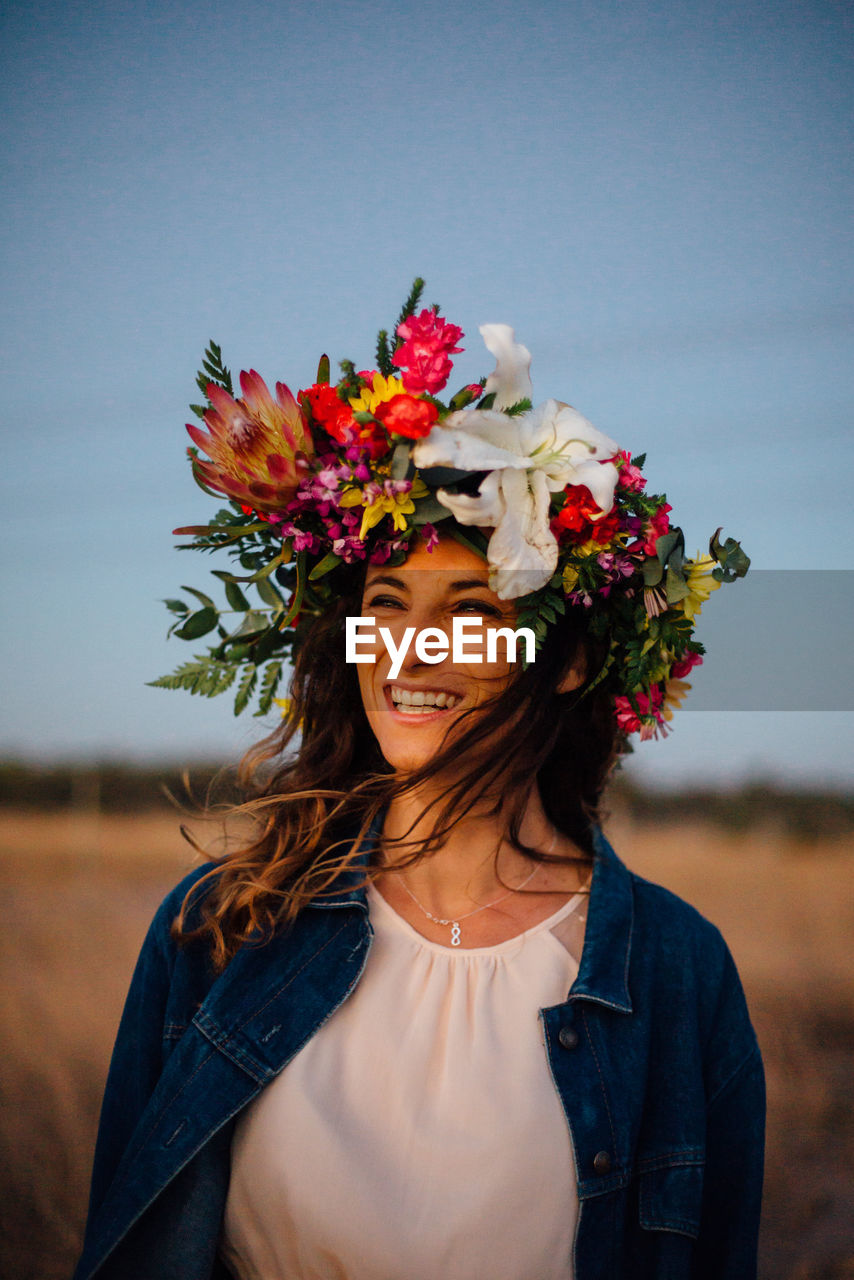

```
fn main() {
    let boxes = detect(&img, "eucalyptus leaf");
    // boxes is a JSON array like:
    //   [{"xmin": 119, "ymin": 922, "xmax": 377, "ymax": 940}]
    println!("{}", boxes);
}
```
[
  {"xmin": 410, "ymin": 494, "xmax": 452, "ymax": 525},
  {"xmin": 417, "ymin": 465, "xmax": 471, "ymax": 487},
  {"xmin": 653, "ymin": 530, "xmax": 684, "ymax": 569},
  {"xmin": 163, "ymin": 599, "xmax": 189, "ymax": 615},
  {"xmin": 665, "ymin": 565, "xmax": 690, "ymax": 604},
  {"xmin": 247, "ymin": 552, "xmax": 285, "ymax": 583},
  {"xmin": 308, "ymin": 551, "xmax": 343, "ymax": 581},
  {"xmin": 225, "ymin": 580, "xmax": 251, "ymax": 611},
  {"xmin": 175, "ymin": 607, "xmax": 218, "ymax": 640},
  {"xmin": 390, "ymin": 442, "xmax": 413, "ymax": 481},
  {"xmin": 710, "ymin": 529, "xmax": 750, "ymax": 580},
  {"xmin": 642, "ymin": 558, "xmax": 665, "ymax": 587},
  {"xmin": 181, "ymin": 585, "xmax": 217, "ymax": 609},
  {"xmin": 256, "ymin": 576, "xmax": 285, "ymax": 608},
  {"xmin": 231, "ymin": 610, "xmax": 270, "ymax": 639},
  {"xmin": 448, "ymin": 527, "xmax": 489, "ymax": 560}
]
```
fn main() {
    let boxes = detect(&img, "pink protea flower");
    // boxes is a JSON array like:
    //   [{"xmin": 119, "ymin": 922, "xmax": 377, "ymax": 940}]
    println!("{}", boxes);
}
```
[
  {"xmin": 392, "ymin": 309, "xmax": 464, "ymax": 395},
  {"xmin": 186, "ymin": 371, "xmax": 314, "ymax": 513}
]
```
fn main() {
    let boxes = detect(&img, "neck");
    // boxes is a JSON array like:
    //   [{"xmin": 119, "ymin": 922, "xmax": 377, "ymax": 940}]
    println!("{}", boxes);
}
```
[{"xmin": 379, "ymin": 782, "xmax": 557, "ymax": 912}]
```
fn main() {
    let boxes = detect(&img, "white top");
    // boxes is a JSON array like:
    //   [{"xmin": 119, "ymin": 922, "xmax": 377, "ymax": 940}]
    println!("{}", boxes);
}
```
[{"xmin": 220, "ymin": 885, "xmax": 586, "ymax": 1280}]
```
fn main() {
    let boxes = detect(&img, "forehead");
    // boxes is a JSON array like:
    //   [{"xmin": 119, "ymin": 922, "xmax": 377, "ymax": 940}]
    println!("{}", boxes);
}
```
[{"xmin": 364, "ymin": 536, "xmax": 490, "ymax": 585}]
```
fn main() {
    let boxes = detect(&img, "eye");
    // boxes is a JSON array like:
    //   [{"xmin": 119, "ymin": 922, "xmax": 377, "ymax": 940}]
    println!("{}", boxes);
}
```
[
  {"xmin": 364, "ymin": 593, "xmax": 408, "ymax": 610},
  {"xmin": 454, "ymin": 598, "xmax": 505, "ymax": 619}
]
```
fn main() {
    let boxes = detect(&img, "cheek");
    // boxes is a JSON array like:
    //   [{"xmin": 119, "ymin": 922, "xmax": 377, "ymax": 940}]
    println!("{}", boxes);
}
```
[
  {"xmin": 356, "ymin": 662, "xmax": 377, "ymax": 715},
  {"xmin": 463, "ymin": 658, "xmax": 515, "ymax": 704}
]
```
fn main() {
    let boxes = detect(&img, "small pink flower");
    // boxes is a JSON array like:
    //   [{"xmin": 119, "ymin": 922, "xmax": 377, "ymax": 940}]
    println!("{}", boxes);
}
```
[
  {"xmin": 671, "ymin": 651, "xmax": 703, "ymax": 679},
  {"xmin": 421, "ymin": 523, "xmax": 440, "ymax": 552},
  {"xmin": 614, "ymin": 686, "xmax": 665, "ymax": 738},
  {"xmin": 614, "ymin": 696, "xmax": 641, "ymax": 735},
  {"xmin": 643, "ymin": 502, "xmax": 672, "ymax": 555},
  {"xmin": 615, "ymin": 450, "xmax": 647, "ymax": 493}
]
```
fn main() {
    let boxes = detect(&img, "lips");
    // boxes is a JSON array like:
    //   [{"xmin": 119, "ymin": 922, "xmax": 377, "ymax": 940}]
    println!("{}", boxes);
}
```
[{"xmin": 388, "ymin": 685, "xmax": 461, "ymax": 715}]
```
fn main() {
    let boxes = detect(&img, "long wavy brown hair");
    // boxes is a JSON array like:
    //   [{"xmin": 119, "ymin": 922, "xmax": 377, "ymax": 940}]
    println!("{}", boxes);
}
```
[{"xmin": 174, "ymin": 562, "xmax": 621, "ymax": 971}]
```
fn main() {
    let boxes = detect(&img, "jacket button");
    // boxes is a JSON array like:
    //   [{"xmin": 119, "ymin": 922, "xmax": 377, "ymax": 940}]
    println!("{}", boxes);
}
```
[
  {"xmin": 593, "ymin": 1151, "xmax": 612, "ymax": 1175},
  {"xmin": 558, "ymin": 1026, "xmax": 579, "ymax": 1049}
]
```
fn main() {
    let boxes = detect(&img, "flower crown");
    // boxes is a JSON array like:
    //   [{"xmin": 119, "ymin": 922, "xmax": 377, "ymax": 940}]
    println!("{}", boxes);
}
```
[{"xmin": 152, "ymin": 279, "xmax": 749, "ymax": 742}]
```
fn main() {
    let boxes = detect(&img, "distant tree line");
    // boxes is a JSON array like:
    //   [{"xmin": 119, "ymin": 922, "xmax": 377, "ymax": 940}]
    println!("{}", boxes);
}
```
[
  {"xmin": 0, "ymin": 761, "xmax": 240, "ymax": 814},
  {"xmin": 1, "ymin": 760, "xmax": 853, "ymax": 841}
]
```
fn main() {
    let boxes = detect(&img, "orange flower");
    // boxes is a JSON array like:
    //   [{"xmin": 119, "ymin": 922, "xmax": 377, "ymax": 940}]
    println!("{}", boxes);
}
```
[
  {"xmin": 373, "ymin": 394, "xmax": 439, "ymax": 439},
  {"xmin": 186, "ymin": 371, "xmax": 314, "ymax": 512}
]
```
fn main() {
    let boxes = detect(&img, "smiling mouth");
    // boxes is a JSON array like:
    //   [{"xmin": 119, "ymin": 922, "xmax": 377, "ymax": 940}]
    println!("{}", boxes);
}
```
[{"xmin": 388, "ymin": 686, "xmax": 461, "ymax": 715}]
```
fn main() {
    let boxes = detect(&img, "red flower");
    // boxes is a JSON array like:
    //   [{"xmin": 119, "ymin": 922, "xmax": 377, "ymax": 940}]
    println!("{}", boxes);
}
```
[
  {"xmin": 671, "ymin": 651, "xmax": 703, "ymax": 679},
  {"xmin": 299, "ymin": 383, "xmax": 356, "ymax": 439},
  {"xmin": 392, "ymin": 309, "xmax": 464, "ymax": 396},
  {"xmin": 299, "ymin": 382, "xmax": 390, "ymax": 460},
  {"xmin": 553, "ymin": 484, "xmax": 620, "ymax": 545},
  {"xmin": 373, "ymin": 394, "xmax": 439, "ymax": 440}
]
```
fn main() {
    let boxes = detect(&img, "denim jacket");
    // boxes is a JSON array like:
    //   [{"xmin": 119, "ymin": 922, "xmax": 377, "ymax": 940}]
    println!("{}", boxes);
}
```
[{"xmin": 75, "ymin": 827, "xmax": 764, "ymax": 1280}]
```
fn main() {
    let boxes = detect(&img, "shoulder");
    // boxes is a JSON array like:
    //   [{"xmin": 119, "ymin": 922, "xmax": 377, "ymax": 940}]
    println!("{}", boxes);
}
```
[
  {"xmin": 133, "ymin": 861, "xmax": 225, "ymax": 988},
  {"xmin": 627, "ymin": 870, "xmax": 760, "ymax": 1090},
  {"xmin": 629, "ymin": 871, "xmax": 729, "ymax": 965},
  {"xmin": 148, "ymin": 861, "xmax": 223, "ymax": 937},
  {"xmin": 593, "ymin": 826, "xmax": 730, "ymax": 973}
]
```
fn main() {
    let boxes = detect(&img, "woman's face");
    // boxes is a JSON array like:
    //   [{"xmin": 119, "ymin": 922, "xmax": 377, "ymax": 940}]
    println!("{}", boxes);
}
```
[{"xmin": 356, "ymin": 536, "xmax": 521, "ymax": 774}]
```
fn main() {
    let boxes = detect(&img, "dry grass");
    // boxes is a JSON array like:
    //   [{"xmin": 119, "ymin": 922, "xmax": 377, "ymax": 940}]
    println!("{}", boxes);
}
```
[{"xmin": 1, "ymin": 808, "xmax": 852, "ymax": 1279}]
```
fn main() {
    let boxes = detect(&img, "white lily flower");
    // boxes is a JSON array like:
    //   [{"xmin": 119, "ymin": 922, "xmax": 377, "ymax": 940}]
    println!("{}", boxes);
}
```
[
  {"xmin": 413, "ymin": 395, "xmax": 620, "ymax": 599},
  {"xmin": 480, "ymin": 324, "xmax": 533, "ymax": 409}
]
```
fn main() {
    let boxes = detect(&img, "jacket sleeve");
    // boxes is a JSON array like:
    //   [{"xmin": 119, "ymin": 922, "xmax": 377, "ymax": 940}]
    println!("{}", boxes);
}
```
[
  {"xmin": 694, "ymin": 947, "xmax": 766, "ymax": 1279},
  {"xmin": 83, "ymin": 866, "xmax": 215, "ymax": 1226}
]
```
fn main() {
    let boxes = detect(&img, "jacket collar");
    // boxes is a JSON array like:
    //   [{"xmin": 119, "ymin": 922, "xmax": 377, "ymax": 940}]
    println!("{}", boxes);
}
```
[
  {"xmin": 569, "ymin": 827, "xmax": 634, "ymax": 1013},
  {"xmin": 315, "ymin": 813, "xmax": 634, "ymax": 1014}
]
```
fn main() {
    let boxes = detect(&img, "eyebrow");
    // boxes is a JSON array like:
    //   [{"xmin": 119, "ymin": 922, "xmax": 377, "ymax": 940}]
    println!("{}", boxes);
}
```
[{"xmin": 364, "ymin": 574, "xmax": 492, "ymax": 593}]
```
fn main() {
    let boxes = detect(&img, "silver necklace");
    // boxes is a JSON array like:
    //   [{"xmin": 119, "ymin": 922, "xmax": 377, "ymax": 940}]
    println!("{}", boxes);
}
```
[{"xmin": 395, "ymin": 827, "xmax": 557, "ymax": 947}]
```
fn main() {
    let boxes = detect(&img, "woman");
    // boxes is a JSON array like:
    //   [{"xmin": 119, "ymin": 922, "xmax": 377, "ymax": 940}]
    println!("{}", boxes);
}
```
[{"xmin": 75, "ymin": 284, "xmax": 762, "ymax": 1280}]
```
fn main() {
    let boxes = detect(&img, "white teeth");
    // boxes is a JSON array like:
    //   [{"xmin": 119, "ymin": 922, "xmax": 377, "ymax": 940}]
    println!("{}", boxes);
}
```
[{"xmin": 390, "ymin": 686, "xmax": 459, "ymax": 713}]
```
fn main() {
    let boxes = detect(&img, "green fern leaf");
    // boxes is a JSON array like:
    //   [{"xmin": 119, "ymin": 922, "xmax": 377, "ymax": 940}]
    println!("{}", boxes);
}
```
[
  {"xmin": 255, "ymin": 660, "xmax": 284, "ymax": 716},
  {"xmin": 234, "ymin": 664, "xmax": 258, "ymax": 715}
]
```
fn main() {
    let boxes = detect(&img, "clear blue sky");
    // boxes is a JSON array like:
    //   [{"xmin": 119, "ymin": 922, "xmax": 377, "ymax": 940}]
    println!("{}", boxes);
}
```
[{"xmin": 2, "ymin": 0, "xmax": 852, "ymax": 787}]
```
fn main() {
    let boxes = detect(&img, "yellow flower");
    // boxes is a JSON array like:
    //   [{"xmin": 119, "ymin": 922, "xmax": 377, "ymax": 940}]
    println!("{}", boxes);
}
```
[
  {"xmin": 681, "ymin": 554, "xmax": 722, "ymax": 619},
  {"xmin": 339, "ymin": 477, "xmax": 427, "ymax": 541},
  {"xmin": 349, "ymin": 372, "xmax": 407, "ymax": 416},
  {"xmin": 661, "ymin": 678, "xmax": 692, "ymax": 721},
  {"xmin": 359, "ymin": 492, "xmax": 415, "ymax": 540}
]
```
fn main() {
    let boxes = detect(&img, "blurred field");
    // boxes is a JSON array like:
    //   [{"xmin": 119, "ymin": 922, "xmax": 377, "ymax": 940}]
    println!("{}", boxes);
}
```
[{"xmin": 1, "ymin": 804, "xmax": 852, "ymax": 1279}]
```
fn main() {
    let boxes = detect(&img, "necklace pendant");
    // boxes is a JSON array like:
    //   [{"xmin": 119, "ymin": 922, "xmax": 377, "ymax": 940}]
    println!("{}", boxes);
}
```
[{"xmin": 450, "ymin": 922, "xmax": 461, "ymax": 947}]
